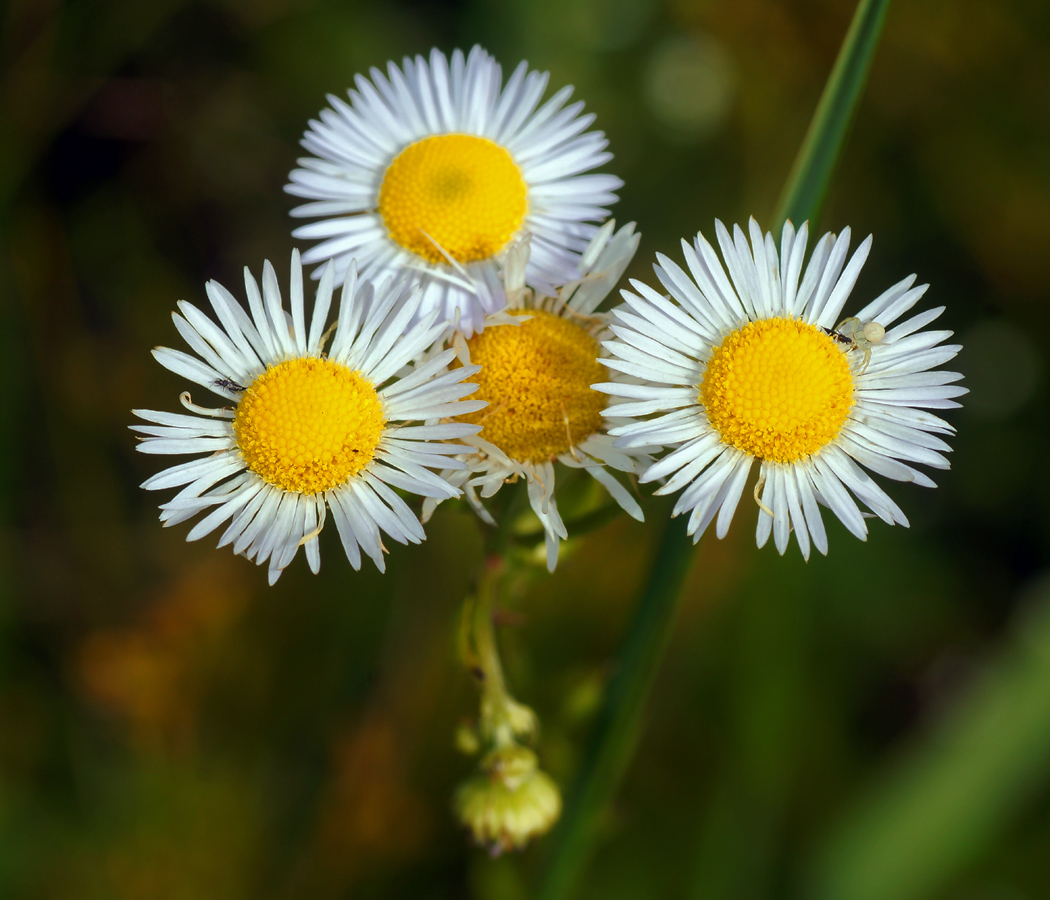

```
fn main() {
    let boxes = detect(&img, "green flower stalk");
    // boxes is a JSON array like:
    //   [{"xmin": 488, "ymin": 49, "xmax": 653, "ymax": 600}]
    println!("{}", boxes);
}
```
[{"xmin": 454, "ymin": 552, "xmax": 561, "ymax": 853}]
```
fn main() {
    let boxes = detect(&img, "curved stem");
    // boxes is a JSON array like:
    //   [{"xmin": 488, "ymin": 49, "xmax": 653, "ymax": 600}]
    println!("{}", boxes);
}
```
[
  {"xmin": 459, "ymin": 482, "xmax": 537, "ymax": 751},
  {"xmin": 472, "ymin": 556, "xmax": 517, "ymax": 748}
]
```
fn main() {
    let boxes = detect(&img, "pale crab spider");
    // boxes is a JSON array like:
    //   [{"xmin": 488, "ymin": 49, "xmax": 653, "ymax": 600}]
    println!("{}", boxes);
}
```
[{"xmin": 831, "ymin": 317, "xmax": 886, "ymax": 374}]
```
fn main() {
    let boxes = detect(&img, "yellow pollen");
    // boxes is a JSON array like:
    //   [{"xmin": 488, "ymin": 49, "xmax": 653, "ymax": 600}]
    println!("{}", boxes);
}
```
[
  {"xmin": 378, "ymin": 134, "xmax": 527, "ymax": 264},
  {"xmin": 700, "ymin": 317, "xmax": 855, "ymax": 463},
  {"xmin": 460, "ymin": 311, "xmax": 606, "ymax": 464},
  {"xmin": 233, "ymin": 358, "xmax": 384, "ymax": 494}
]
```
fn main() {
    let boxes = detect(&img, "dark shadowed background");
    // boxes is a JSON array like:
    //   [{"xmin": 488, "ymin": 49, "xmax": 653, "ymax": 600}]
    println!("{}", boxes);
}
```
[{"xmin": 2, "ymin": 0, "xmax": 1049, "ymax": 897}]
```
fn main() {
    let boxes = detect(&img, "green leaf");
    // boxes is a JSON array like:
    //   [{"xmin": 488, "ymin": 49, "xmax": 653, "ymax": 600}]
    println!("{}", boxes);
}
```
[
  {"xmin": 537, "ymin": 519, "xmax": 695, "ymax": 900},
  {"xmin": 774, "ymin": 0, "xmax": 892, "ymax": 229},
  {"xmin": 535, "ymin": 3, "xmax": 893, "ymax": 898},
  {"xmin": 807, "ymin": 583, "xmax": 1050, "ymax": 900}
]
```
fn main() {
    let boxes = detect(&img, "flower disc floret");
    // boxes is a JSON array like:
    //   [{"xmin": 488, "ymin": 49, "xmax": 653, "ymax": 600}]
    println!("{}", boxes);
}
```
[
  {"xmin": 379, "ymin": 134, "xmax": 527, "ymax": 265},
  {"xmin": 461, "ymin": 311, "xmax": 606, "ymax": 463},
  {"xmin": 701, "ymin": 317, "xmax": 854, "ymax": 463},
  {"xmin": 234, "ymin": 357, "xmax": 384, "ymax": 494}
]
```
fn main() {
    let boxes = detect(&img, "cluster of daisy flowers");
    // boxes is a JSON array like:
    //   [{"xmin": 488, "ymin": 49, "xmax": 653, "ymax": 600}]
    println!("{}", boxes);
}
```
[{"xmin": 133, "ymin": 45, "xmax": 964, "ymax": 584}]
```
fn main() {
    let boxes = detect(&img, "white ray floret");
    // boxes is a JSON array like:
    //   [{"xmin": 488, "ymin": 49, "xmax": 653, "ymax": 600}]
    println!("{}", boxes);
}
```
[
  {"xmin": 595, "ymin": 218, "xmax": 966, "ymax": 558},
  {"xmin": 287, "ymin": 45, "xmax": 621, "ymax": 336},
  {"xmin": 133, "ymin": 250, "xmax": 485, "ymax": 583}
]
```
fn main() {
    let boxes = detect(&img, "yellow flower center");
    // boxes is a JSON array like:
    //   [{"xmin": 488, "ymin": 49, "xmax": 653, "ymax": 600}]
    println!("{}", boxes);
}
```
[
  {"xmin": 233, "ymin": 358, "xmax": 384, "ymax": 494},
  {"xmin": 700, "ymin": 317, "xmax": 854, "ymax": 463},
  {"xmin": 461, "ymin": 311, "xmax": 606, "ymax": 464},
  {"xmin": 378, "ymin": 134, "xmax": 527, "ymax": 265}
]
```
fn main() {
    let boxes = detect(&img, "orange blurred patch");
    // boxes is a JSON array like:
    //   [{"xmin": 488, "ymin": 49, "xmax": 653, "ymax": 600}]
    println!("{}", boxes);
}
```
[
  {"xmin": 73, "ymin": 557, "xmax": 250, "ymax": 749},
  {"xmin": 77, "ymin": 629, "xmax": 191, "ymax": 745},
  {"xmin": 281, "ymin": 714, "xmax": 434, "ymax": 895},
  {"xmin": 315, "ymin": 717, "xmax": 432, "ymax": 865}
]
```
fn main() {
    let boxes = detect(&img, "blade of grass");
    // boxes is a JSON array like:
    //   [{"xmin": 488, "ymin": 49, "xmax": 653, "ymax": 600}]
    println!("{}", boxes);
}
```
[
  {"xmin": 774, "ymin": 0, "xmax": 892, "ymax": 229},
  {"xmin": 536, "ymin": 3, "xmax": 892, "ymax": 897},
  {"xmin": 807, "ymin": 584, "xmax": 1050, "ymax": 900},
  {"xmin": 538, "ymin": 518, "xmax": 694, "ymax": 900}
]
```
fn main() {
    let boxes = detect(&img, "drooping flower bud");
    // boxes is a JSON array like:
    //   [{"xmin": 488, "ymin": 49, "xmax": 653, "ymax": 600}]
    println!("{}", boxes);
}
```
[{"xmin": 453, "ymin": 746, "xmax": 561, "ymax": 855}]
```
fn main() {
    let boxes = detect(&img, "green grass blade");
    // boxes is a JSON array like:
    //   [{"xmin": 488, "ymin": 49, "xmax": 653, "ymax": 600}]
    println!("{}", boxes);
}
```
[
  {"xmin": 774, "ymin": 0, "xmax": 892, "ymax": 229},
  {"xmin": 807, "ymin": 587, "xmax": 1050, "ymax": 900},
  {"xmin": 536, "ymin": 3, "xmax": 893, "ymax": 898},
  {"xmin": 537, "ymin": 521, "xmax": 694, "ymax": 900}
]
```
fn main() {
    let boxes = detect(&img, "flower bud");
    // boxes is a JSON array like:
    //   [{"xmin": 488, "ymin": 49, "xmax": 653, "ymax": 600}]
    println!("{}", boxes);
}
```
[
  {"xmin": 504, "ymin": 699, "xmax": 538, "ymax": 741},
  {"xmin": 453, "ymin": 746, "xmax": 562, "ymax": 854},
  {"xmin": 455, "ymin": 721, "xmax": 481, "ymax": 756}
]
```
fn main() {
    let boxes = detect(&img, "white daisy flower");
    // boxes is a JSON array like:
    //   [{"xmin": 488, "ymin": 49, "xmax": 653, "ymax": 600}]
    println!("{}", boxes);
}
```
[
  {"xmin": 132, "ymin": 250, "xmax": 485, "ymax": 583},
  {"xmin": 595, "ymin": 219, "xmax": 966, "ymax": 558},
  {"xmin": 425, "ymin": 221, "xmax": 650, "ymax": 571},
  {"xmin": 286, "ymin": 45, "xmax": 621, "ymax": 337}
]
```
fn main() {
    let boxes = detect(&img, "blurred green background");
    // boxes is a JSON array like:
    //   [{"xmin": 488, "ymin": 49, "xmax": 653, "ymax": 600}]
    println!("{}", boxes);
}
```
[{"xmin": 2, "ymin": 0, "xmax": 1049, "ymax": 897}]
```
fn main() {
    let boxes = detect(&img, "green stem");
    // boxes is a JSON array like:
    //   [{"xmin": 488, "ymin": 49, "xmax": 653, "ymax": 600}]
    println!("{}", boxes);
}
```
[
  {"xmin": 472, "ymin": 557, "xmax": 517, "ymax": 748},
  {"xmin": 461, "ymin": 485, "xmax": 538, "ymax": 752},
  {"xmin": 537, "ymin": 1, "xmax": 893, "ymax": 896},
  {"xmin": 538, "ymin": 519, "xmax": 695, "ymax": 900},
  {"xmin": 774, "ymin": 0, "xmax": 892, "ymax": 230}
]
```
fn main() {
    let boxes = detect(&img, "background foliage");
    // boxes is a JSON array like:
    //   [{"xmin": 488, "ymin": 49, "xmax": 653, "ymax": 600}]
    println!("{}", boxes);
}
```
[{"xmin": 2, "ymin": 0, "xmax": 1049, "ymax": 897}]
